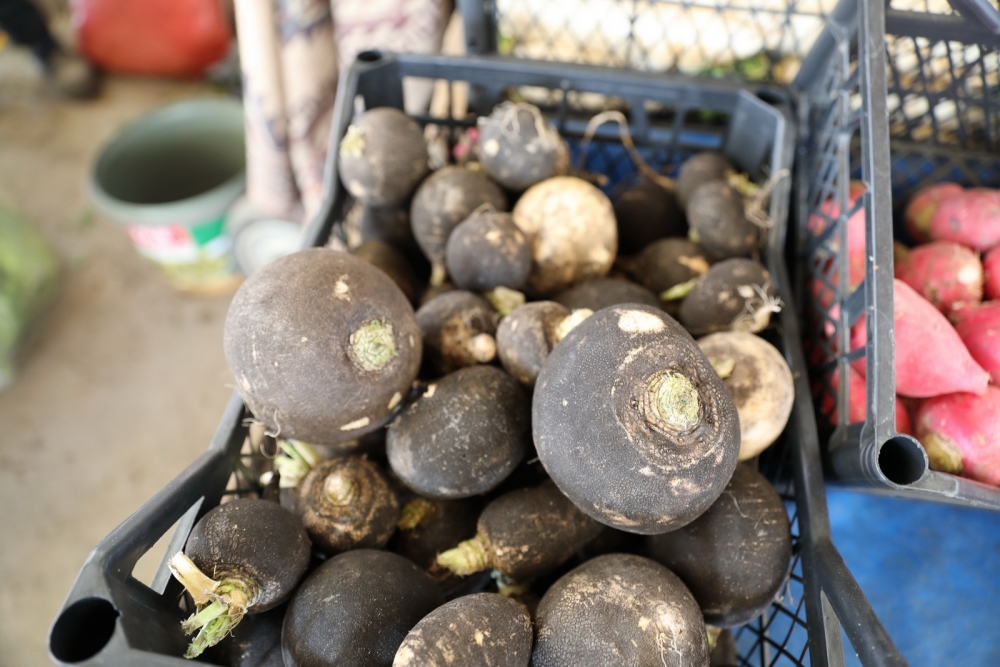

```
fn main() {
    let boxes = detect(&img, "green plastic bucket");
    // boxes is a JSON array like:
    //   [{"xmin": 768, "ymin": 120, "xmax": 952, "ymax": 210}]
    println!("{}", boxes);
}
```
[{"xmin": 89, "ymin": 98, "xmax": 246, "ymax": 295}]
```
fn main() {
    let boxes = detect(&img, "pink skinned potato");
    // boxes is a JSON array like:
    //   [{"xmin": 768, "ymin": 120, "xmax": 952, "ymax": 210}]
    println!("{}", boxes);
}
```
[
  {"xmin": 928, "ymin": 189, "xmax": 1000, "ymax": 252},
  {"xmin": 894, "ymin": 241, "xmax": 983, "ymax": 314},
  {"xmin": 807, "ymin": 181, "xmax": 867, "ymax": 293},
  {"xmin": 916, "ymin": 386, "xmax": 1000, "ymax": 487},
  {"xmin": 904, "ymin": 182, "xmax": 964, "ymax": 244},
  {"xmin": 951, "ymin": 302, "xmax": 1000, "ymax": 385},
  {"xmin": 850, "ymin": 279, "xmax": 990, "ymax": 398},
  {"xmin": 826, "ymin": 367, "xmax": 912, "ymax": 434},
  {"xmin": 984, "ymin": 246, "xmax": 1000, "ymax": 300}
]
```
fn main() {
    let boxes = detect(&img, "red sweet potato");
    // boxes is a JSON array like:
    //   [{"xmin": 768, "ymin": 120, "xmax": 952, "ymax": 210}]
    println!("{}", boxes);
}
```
[
  {"xmin": 808, "ymin": 181, "xmax": 867, "ymax": 291},
  {"xmin": 916, "ymin": 386, "xmax": 1000, "ymax": 487},
  {"xmin": 951, "ymin": 302, "xmax": 1000, "ymax": 384},
  {"xmin": 984, "ymin": 246, "xmax": 1000, "ymax": 300},
  {"xmin": 904, "ymin": 182, "xmax": 964, "ymax": 244},
  {"xmin": 850, "ymin": 279, "xmax": 990, "ymax": 397},
  {"xmin": 928, "ymin": 189, "xmax": 1000, "ymax": 252},
  {"xmin": 893, "ymin": 241, "xmax": 983, "ymax": 314},
  {"xmin": 823, "ymin": 367, "xmax": 911, "ymax": 434}
]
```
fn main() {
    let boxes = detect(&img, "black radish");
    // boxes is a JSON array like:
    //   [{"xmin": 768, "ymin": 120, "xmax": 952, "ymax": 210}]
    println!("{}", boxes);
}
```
[
  {"xmin": 410, "ymin": 166, "xmax": 507, "ymax": 284},
  {"xmin": 533, "ymin": 304, "xmax": 741, "ymax": 534},
  {"xmin": 495, "ymin": 301, "xmax": 591, "ymax": 387},
  {"xmin": 338, "ymin": 108, "xmax": 429, "ymax": 207},
  {"xmin": 679, "ymin": 258, "xmax": 778, "ymax": 335},
  {"xmin": 687, "ymin": 181, "xmax": 760, "ymax": 259},
  {"xmin": 167, "ymin": 499, "xmax": 310, "ymax": 658},
  {"xmin": 554, "ymin": 277, "xmax": 661, "ymax": 311},
  {"xmin": 282, "ymin": 549, "xmax": 444, "ymax": 667},
  {"xmin": 676, "ymin": 151, "xmax": 734, "ymax": 208},
  {"xmin": 532, "ymin": 554, "xmax": 710, "ymax": 667},
  {"xmin": 353, "ymin": 240, "xmax": 420, "ymax": 305},
  {"xmin": 645, "ymin": 463, "xmax": 792, "ymax": 627},
  {"xmin": 619, "ymin": 237, "xmax": 711, "ymax": 300},
  {"xmin": 415, "ymin": 290, "xmax": 498, "ymax": 375},
  {"xmin": 393, "ymin": 593, "xmax": 533, "ymax": 667},
  {"xmin": 445, "ymin": 209, "xmax": 532, "ymax": 291},
  {"xmin": 205, "ymin": 603, "xmax": 286, "ymax": 667},
  {"xmin": 387, "ymin": 365, "xmax": 529, "ymax": 499},
  {"xmin": 613, "ymin": 176, "xmax": 686, "ymax": 254},
  {"xmin": 437, "ymin": 480, "xmax": 603, "ymax": 582},
  {"xmin": 296, "ymin": 456, "xmax": 399, "ymax": 554},
  {"xmin": 224, "ymin": 249, "xmax": 421, "ymax": 444}
]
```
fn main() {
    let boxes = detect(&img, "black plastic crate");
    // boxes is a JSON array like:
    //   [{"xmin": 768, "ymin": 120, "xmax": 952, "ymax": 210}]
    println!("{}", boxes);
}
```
[
  {"xmin": 796, "ymin": 0, "xmax": 1000, "ymax": 508},
  {"xmin": 49, "ymin": 53, "xmax": 902, "ymax": 666}
]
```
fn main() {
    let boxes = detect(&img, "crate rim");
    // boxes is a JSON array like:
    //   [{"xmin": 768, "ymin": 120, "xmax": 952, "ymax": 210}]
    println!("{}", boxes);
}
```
[{"xmin": 50, "ymin": 51, "xmax": 902, "ymax": 667}]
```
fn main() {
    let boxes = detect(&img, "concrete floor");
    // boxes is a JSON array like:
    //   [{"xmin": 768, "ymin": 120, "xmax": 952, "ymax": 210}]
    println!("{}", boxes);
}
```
[{"xmin": 0, "ymin": 54, "xmax": 235, "ymax": 666}]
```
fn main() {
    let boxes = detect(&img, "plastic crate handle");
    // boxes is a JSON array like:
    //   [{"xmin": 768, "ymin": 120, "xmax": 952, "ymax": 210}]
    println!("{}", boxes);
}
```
[{"xmin": 948, "ymin": 0, "xmax": 1000, "ymax": 34}]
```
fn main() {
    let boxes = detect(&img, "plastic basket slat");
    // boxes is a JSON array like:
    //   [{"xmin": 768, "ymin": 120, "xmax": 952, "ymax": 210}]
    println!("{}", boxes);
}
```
[{"xmin": 798, "ymin": 0, "xmax": 1000, "ymax": 510}]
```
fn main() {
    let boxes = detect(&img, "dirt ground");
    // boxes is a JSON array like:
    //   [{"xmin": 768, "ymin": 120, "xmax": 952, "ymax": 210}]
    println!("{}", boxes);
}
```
[{"xmin": 0, "ymin": 52, "xmax": 235, "ymax": 666}]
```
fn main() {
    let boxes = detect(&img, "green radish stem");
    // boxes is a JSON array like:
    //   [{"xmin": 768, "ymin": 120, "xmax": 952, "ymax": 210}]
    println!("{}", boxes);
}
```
[
  {"xmin": 167, "ymin": 552, "xmax": 258, "ymax": 659},
  {"xmin": 349, "ymin": 318, "xmax": 397, "ymax": 371},
  {"xmin": 553, "ymin": 309, "xmax": 593, "ymax": 343},
  {"xmin": 485, "ymin": 286, "xmax": 526, "ymax": 316},
  {"xmin": 397, "ymin": 498, "xmax": 436, "ymax": 530},
  {"xmin": 430, "ymin": 263, "xmax": 448, "ymax": 287},
  {"xmin": 275, "ymin": 440, "xmax": 322, "ymax": 489},
  {"xmin": 644, "ymin": 371, "xmax": 700, "ymax": 433},
  {"xmin": 436, "ymin": 535, "xmax": 490, "ymax": 576},
  {"xmin": 707, "ymin": 356, "xmax": 736, "ymax": 380},
  {"xmin": 660, "ymin": 278, "xmax": 698, "ymax": 301},
  {"xmin": 706, "ymin": 625, "xmax": 724, "ymax": 651},
  {"xmin": 339, "ymin": 125, "xmax": 367, "ymax": 158},
  {"xmin": 492, "ymin": 570, "xmax": 531, "ymax": 597},
  {"xmin": 323, "ymin": 469, "xmax": 359, "ymax": 505}
]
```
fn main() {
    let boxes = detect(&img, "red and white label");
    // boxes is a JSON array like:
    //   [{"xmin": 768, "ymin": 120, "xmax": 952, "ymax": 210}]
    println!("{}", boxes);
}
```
[{"xmin": 126, "ymin": 225, "xmax": 193, "ymax": 250}]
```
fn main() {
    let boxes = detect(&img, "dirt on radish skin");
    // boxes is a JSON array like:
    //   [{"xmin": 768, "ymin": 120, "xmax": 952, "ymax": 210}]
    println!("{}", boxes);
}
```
[
  {"xmin": 916, "ymin": 386, "xmax": 1000, "ymax": 487},
  {"xmin": 928, "ymin": 188, "xmax": 1000, "ymax": 252},
  {"xmin": 952, "ymin": 302, "xmax": 1000, "ymax": 384},
  {"xmin": 904, "ymin": 182, "xmax": 964, "ymax": 244},
  {"xmin": 894, "ymin": 241, "xmax": 982, "ymax": 314},
  {"xmin": 983, "ymin": 246, "xmax": 1000, "ymax": 300},
  {"xmin": 849, "ymin": 279, "xmax": 989, "ymax": 398}
]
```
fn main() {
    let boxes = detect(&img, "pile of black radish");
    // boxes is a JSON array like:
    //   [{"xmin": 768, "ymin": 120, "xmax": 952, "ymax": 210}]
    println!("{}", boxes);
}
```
[{"xmin": 169, "ymin": 100, "xmax": 797, "ymax": 665}]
